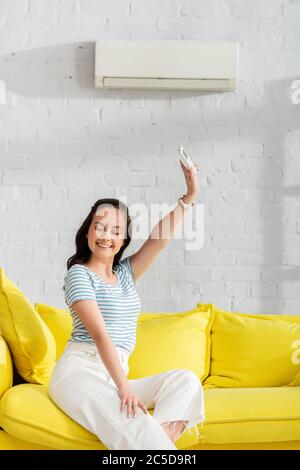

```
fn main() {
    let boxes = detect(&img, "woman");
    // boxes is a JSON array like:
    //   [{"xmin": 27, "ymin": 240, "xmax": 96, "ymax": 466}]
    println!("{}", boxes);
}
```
[{"xmin": 48, "ymin": 158, "xmax": 205, "ymax": 450}]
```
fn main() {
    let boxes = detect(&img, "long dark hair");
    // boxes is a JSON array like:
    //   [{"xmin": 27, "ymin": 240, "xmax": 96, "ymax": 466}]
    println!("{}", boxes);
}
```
[{"xmin": 66, "ymin": 198, "xmax": 132, "ymax": 271}]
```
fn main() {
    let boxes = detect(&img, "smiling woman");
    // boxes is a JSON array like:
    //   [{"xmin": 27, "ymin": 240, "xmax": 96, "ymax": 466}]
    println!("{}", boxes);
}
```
[{"xmin": 48, "ymin": 180, "xmax": 204, "ymax": 449}]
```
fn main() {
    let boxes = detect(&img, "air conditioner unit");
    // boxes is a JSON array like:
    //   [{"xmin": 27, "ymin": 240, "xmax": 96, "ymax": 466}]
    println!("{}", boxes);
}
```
[{"xmin": 95, "ymin": 40, "xmax": 239, "ymax": 91}]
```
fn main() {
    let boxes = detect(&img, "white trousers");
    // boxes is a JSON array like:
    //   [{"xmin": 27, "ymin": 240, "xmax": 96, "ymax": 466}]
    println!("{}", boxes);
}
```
[{"xmin": 48, "ymin": 340, "xmax": 205, "ymax": 450}]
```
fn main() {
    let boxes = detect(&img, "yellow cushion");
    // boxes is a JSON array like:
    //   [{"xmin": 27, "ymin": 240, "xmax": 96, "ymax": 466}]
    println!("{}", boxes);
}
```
[
  {"xmin": 208, "ymin": 304, "xmax": 300, "ymax": 388},
  {"xmin": 229, "ymin": 309, "xmax": 300, "ymax": 325},
  {"xmin": 196, "ymin": 302, "xmax": 300, "ymax": 325},
  {"xmin": 34, "ymin": 303, "xmax": 73, "ymax": 360},
  {"xmin": 0, "ymin": 268, "xmax": 56, "ymax": 385},
  {"xmin": 128, "ymin": 307, "xmax": 214, "ymax": 383},
  {"xmin": 0, "ymin": 336, "xmax": 13, "ymax": 399},
  {"xmin": 232, "ymin": 307, "xmax": 300, "ymax": 387},
  {"xmin": 196, "ymin": 303, "xmax": 300, "ymax": 388},
  {"xmin": 213, "ymin": 305, "xmax": 300, "ymax": 387}
]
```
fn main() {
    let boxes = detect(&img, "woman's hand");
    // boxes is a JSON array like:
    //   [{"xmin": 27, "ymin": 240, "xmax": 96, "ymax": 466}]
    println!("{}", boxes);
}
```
[
  {"xmin": 179, "ymin": 158, "xmax": 199, "ymax": 204},
  {"xmin": 117, "ymin": 383, "xmax": 149, "ymax": 419}
]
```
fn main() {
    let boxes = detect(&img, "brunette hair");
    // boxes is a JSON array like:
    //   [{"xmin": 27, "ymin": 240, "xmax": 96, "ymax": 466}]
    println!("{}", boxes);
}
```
[{"xmin": 66, "ymin": 198, "xmax": 132, "ymax": 270}]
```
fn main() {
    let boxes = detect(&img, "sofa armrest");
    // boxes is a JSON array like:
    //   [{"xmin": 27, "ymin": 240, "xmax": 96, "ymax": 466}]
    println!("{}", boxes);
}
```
[{"xmin": 0, "ymin": 336, "xmax": 13, "ymax": 399}]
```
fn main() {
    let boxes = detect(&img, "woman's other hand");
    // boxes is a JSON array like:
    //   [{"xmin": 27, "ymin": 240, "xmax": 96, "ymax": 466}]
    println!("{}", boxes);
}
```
[{"xmin": 117, "ymin": 383, "xmax": 149, "ymax": 418}]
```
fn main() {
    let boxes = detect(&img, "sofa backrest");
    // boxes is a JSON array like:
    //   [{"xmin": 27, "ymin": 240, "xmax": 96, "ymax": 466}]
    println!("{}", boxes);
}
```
[{"xmin": 236, "ymin": 312, "xmax": 300, "ymax": 324}]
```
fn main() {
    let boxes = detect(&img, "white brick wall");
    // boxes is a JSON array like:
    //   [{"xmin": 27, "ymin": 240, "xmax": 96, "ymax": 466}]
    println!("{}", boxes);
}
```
[{"xmin": 1, "ymin": 0, "xmax": 300, "ymax": 314}]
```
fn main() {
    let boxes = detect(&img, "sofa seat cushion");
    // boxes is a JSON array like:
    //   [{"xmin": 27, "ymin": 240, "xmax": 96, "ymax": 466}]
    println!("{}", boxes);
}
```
[
  {"xmin": 1, "ymin": 384, "xmax": 300, "ymax": 449},
  {"xmin": 203, "ymin": 385, "xmax": 300, "ymax": 443},
  {"xmin": 0, "ymin": 384, "xmax": 200, "ymax": 450},
  {"xmin": 0, "ymin": 429, "xmax": 55, "ymax": 450},
  {"xmin": 0, "ymin": 384, "xmax": 107, "ymax": 450}
]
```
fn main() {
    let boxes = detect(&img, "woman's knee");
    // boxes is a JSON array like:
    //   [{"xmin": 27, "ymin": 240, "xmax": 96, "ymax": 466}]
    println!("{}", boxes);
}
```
[{"xmin": 179, "ymin": 369, "xmax": 202, "ymax": 392}]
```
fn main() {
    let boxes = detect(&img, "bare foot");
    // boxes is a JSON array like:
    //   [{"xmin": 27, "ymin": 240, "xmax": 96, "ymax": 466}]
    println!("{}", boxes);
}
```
[{"xmin": 160, "ymin": 420, "xmax": 188, "ymax": 443}]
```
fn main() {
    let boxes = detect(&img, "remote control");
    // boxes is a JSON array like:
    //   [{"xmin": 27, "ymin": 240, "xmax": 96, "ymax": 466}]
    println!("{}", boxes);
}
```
[{"xmin": 178, "ymin": 145, "xmax": 196, "ymax": 171}]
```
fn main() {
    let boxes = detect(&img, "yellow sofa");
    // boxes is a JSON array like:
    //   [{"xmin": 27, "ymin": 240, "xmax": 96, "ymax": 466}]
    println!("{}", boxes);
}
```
[{"xmin": 1, "ymin": 295, "xmax": 300, "ymax": 450}]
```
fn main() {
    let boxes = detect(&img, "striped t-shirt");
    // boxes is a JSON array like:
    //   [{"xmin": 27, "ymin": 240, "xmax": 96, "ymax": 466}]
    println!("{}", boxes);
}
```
[{"xmin": 63, "ymin": 256, "xmax": 141, "ymax": 356}]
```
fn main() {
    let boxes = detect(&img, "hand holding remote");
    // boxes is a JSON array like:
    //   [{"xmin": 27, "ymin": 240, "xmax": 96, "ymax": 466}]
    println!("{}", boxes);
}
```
[
  {"xmin": 178, "ymin": 145, "xmax": 198, "ymax": 172},
  {"xmin": 177, "ymin": 146, "xmax": 199, "ymax": 203}
]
